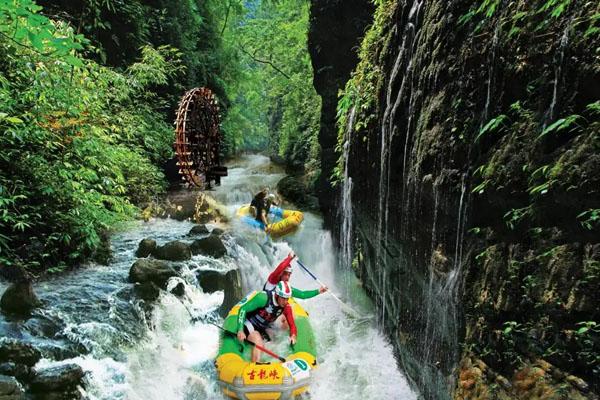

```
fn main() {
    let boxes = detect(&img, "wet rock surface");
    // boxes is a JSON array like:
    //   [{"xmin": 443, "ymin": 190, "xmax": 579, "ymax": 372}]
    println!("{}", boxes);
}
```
[
  {"xmin": 135, "ymin": 238, "xmax": 157, "ymax": 258},
  {"xmin": 129, "ymin": 259, "xmax": 179, "ymax": 288},
  {"xmin": 0, "ymin": 283, "xmax": 42, "ymax": 317},
  {"xmin": 307, "ymin": 0, "xmax": 374, "ymax": 225},
  {"xmin": 310, "ymin": 0, "xmax": 600, "ymax": 398},
  {"xmin": 276, "ymin": 176, "xmax": 319, "ymax": 211},
  {"xmin": 188, "ymin": 225, "xmax": 210, "ymax": 236},
  {"xmin": 0, "ymin": 374, "xmax": 24, "ymax": 399},
  {"xmin": 30, "ymin": 363, "xmax": 85, "ymax": 394},
  {"xmin": 0, "ymin": 339, "xmax": 41, "ymax": 368},
  {"xmin": 190, "ymin": 236, "xmax": 227, "ymax": 259},
  {"xmin": 152, "ymin": 240, "xmax": 192, "ymax": 261}
]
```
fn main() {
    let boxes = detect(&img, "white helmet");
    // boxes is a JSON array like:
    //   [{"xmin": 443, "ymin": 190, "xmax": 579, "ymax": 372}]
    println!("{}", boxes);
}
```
[{"xmin": 275, "ymin": 281, "xmax": 292, "ymax": 299}]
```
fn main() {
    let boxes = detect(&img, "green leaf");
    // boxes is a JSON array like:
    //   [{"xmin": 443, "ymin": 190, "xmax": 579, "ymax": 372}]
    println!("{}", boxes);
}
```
[
  {"xmin": 64, "ymin": 55, "xmax": 84, "ymax": 67},
  {"xmin": 538, "ymin": 115, "xmax": 581, "ymax": 139},
  {"xmin": 475, "ymin": 114, "xmax": 507, "ymax": 142},
  {"xmin": 5, "ymin": 116, "xmax": 23, "ymax": 124}
]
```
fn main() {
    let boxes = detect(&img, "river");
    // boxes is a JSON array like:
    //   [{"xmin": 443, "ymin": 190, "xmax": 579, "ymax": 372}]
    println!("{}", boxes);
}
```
[{"xmin": 0, "ymin": 154, "xmax": 416, "ymax": 399}]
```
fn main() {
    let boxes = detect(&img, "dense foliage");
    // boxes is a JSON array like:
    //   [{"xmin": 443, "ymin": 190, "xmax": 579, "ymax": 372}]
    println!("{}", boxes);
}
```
[
  {"xmin": 0, "ymin": 0, "xmax": 181, "ymax": 272},
  {"xmin": 36, "ymin": 0, "xmax": 234, "ymax": 114},
  {"xmin": 220, "ymin": 0, "xmax": 321, "ymax": 174},
  {"xmin": 0, "ymin": 0, "xmax": 320, "ymax": 273}
]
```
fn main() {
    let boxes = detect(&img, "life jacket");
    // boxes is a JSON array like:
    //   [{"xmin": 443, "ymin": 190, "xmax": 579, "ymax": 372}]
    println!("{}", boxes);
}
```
[{"xmin": 247, "ymin": 291, "xmax": 284, "ymax": 331}]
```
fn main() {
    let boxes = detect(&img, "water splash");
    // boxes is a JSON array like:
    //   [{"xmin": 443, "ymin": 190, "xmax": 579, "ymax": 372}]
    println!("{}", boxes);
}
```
[{"xmin": 6, "ymin": 155, "xmax": 417, "ymax": 399}]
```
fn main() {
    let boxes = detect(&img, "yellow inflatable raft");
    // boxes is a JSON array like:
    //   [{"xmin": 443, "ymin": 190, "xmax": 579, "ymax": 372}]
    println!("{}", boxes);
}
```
[
  {"xmin": 237, "ymin": 205, "xmax": 303, "ymax": 239},
  {"xmin": 216, "ymin": 291, "xmax": 317, "ymax": 400}
]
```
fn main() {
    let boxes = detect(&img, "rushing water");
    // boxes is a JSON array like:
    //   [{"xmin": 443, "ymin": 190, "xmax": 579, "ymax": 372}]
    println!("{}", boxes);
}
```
[{"xmin": 0, "ymin": 154, "xmax": 416, "ymax": 399}]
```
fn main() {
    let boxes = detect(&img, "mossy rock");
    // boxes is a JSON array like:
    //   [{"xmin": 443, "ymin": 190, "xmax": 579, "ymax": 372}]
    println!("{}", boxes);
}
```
[
  {"xmin": 152, "ymin": 241, "xmax": 191, "ymax": 261},
  {"xmin": 188, "ymin": 225, "xmax": 210, "ymax": 236},
  {"xmin": 133, "ymin": 282, "xmax": 161, "ymax": 302},
  {"xmin": 0, "ymin": 283, "xmax": 41, "ymax": 317},
  {"xmin": 190, "ymin": 236, "xmax": 227, "ymax": 259},
  {"xmin": 30, "ymin": 363, "xmax": 85, "ymax": 392},
  {"xmin": 0, "ymin": 339, "xmax": 41, "ymax": 367},
  {"xmin": 135, "ymin": 238, "xmax": 157, "ymax": 258},
  {"xmin": 129, "ymin": 259, "xmax": 178, "ymax": 288}
]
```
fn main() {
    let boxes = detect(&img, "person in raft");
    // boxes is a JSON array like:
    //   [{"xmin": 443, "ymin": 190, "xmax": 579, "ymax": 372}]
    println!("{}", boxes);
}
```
[
  {"xmin": 236, "ymin": 281, "xmax": 296, "ymax": 362},
  {"xmin": 250, "ymin": 188, "xmax": 269, "ymax": 231},
  {"xmin": 264, "ymin": 252, "xmax": 328, "ymax": 299}
]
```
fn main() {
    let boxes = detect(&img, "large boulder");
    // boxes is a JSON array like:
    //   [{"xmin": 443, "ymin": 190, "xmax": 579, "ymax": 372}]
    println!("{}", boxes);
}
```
[
  {"xmin": 133, "ymin": 282, "xmax": 161, "ymax": 302},
  {"xmin": 30, "ymin": 363, "xmax": 85, "ymax": 392},
  {"xmin": 0, "ymin": 362, "xmax": 29, "ymax": 380},
  {"xmin": 211, "ymin": 227, "xmax": 225, "ymax": 237},
  {"xmin": 135, "ymin": 238, "xmax": 157, "ymax": 258},
  {"xmin": 197, "ymin": 271, "xmax": 226, "ymax": 293},
  {"xmin": 0, "ymin": 283, "xmax": 41, "ymax": 317},
  {"xmin": 0, "ymin": 374, "xmax": 24, "ymax": 399},
  {"xmin": 0, "ymin": 339, "xmax": 41, "ymax": 368},
  {"xmin": 219, "ymin": 270, "xmax": 243, "ymax": 317},
  {"xmin": 187, "ymin": 225, "xmax": 209, "ymax": 236},
  {"xmin": 190, "ymin": 236, "xmax": 227, "ymax": 259},
  {"xmin": 129, "ymin": 259, "xmax": 178, "ymax": 288},
  {"xmin": 197, "ymin": 269, "xmax": 242, "ymax": 316},
  {"xmin": 152, "ymin": 241, "xmax": 191, "ymax": 261}
]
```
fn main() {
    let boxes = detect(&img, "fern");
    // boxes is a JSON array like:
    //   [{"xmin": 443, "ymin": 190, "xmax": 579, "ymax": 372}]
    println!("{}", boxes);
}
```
[
  {"xmin": 475, "ymin": 114, "xmax": 508, "ymax": 142},
  {"xmin": 538, "ymin": 115, "xmax": 582, "ymax": 139}
]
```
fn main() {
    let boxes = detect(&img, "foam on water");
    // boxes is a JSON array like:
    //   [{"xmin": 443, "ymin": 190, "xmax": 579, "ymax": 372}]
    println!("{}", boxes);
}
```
[{"xmin": 12, "ymin": 154, "xmax": 416, "ymax": 399}]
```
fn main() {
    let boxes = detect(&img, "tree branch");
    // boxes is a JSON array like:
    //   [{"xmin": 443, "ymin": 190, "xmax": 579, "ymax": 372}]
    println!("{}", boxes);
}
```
[
  {"xmin": 238, "ymin": 45, "xmax": 291, "ymax": 80},
  {"xmin": 221, "ymin": 1, "xmax": 231, "ymax": 36}
]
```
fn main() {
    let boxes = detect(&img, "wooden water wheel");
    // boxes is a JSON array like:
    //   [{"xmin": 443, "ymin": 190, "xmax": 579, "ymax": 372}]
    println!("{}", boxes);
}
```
[{"xmin": 174, "ymin": 87, "xmax": 228, "ymax": 188}]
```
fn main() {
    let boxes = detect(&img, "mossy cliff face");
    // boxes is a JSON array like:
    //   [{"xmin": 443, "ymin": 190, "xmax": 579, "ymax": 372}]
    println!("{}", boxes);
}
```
[
  {"xmin": 309, "ymin": 0, "xmax": 599, "ymax": 398},
  {"xmin": 307, "ymin": 0, "xmax": 374, "ymax": 227}
]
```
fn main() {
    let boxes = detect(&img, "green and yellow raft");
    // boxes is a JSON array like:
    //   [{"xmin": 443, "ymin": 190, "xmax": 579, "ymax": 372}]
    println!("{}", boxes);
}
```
[
  {"xmin": 216, "ymin": 291, "xmax": 317, "ymax": 400},
  {"xmin": 237, "ymin": 205, "xmax": 303, "ymax": 239}
]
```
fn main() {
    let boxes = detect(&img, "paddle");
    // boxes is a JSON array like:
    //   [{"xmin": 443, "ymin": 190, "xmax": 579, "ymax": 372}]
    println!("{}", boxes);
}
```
[
  {"xmin": 208, "ymin": 321, "xmax": 287, "ymax": 362},
  {"xmin": 296, "ymin": 259, "xmax": 362, "ymax": 316}
]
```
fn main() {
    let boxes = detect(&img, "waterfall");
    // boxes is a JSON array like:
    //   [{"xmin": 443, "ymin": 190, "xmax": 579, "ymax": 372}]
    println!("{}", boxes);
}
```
[
  {"xmin": 548, "ymin": 23, "xmax": 570, "ymax": 124},
  {"xmin": 377, "ymin": 0, "xmax": 425, "ymax": 327},
  {"xmin": 445, "ymin": 174, "xmax": 468, "ymax": 296},
  {"xmin": 483, "ymin": 23, "xmax": 500, "ymax": 124},
  {"xmin": 340, "ymin": 106, "xmax": 356, "ymax": 273}
]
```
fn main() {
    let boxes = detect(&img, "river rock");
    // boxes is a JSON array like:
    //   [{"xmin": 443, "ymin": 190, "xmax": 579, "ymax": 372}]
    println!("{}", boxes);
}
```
[
  {"xmin": 0, "ymin": 283, "xmax": 41, "ymax": 317},
  {"xmin": 190, "ymin": 236, "xmax": 227, "ymax": 259},
  {"xmin": 0, "ymin": 362, "xmax": 29, "ymax": 380},
  {"xmin": 152, "ymin": 241, "xmax": 191, "ymax": 261},
  {"xmin": 129, "ymin": 259, "xmax": 178, "ymax": 288},
  {"xmin": 135, "ymin": 238, "xmax": 157, "ymax": 258},
  {"xmin": 197, "ymin": 271, "xmax": 225, "ymax": 293},
  {"xmin": 211, "ymin": 227, "xmax": 225, "ymax": 236},
  {"xmin": 159, "ymin": 192, "xmax": 197, "ymax": 221},
  {"xmin": 30, "ymin": 363, "xmax": 84, "ymax": 392},
  {"xmin": 188, "ymin": 225, "xmax": 209, "ymax": 236},
  {"xmin": 219, "ymin": 270, "xmax": 243, "ymax": 317},
  {"xmin": 197, "ymin": 269, "xmax": 242, "ymax": 316},
  {"xmin": 0, "ymin": 374, "xmax": 24, "ymax": 399},
  {"xmin": 169, "ymin": 282, "xmax": 186, "ymax": 297},
  {"xmin": 0, "ymin": 339, "xmax": 41, "ymax": 367},
  {"xmin": 133, "ymin": 282, "xmax": 161, "ymax": 302}
]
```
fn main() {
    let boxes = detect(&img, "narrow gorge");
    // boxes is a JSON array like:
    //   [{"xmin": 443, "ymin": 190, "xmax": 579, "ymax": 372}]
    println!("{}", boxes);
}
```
[{"xmin": 309, "ymin": 0, "xmax": 600, "ymax": 399}]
